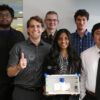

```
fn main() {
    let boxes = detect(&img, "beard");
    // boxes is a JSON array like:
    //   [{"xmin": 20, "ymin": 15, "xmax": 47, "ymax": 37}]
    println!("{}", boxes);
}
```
[{"xmin": 0, "ymin": 23, "xmax": 11, "ymax": 28}]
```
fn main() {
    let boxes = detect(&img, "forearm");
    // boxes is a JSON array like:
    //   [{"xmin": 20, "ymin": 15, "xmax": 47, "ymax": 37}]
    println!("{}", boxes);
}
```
[{"xmin": 7, "ymin": 64, "xmax": 22, "ymax": 77}]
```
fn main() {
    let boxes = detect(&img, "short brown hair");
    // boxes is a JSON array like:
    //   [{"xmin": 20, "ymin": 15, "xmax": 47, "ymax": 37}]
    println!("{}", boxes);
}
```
[
  {"xmin": 74, "ymin": 9, "xmax": 89, "ymax": 21},
  {"xmin": 27, "ymin": 16, "xmax": 44, "ymax": 28},
  {"xmin": 45, "ymin": 11, "xmax": 58, "ymax": 19}
]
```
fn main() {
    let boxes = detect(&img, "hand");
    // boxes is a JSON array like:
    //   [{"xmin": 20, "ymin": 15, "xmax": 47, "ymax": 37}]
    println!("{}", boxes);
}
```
[{"xmin": 19, "ymin": 52, "xmax": 27, "ymax": 69}]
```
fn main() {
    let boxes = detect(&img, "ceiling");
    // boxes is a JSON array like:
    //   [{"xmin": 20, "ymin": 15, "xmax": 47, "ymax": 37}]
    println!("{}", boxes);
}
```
[{"xmin": 0, "ymin": 0, "xmax": 23, "ymax": 17}]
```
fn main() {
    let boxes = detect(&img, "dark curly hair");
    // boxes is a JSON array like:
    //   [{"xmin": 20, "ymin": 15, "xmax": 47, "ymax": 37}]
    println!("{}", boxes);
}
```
[
  {"xmin": 0, "ymin": 4, "xmax": 14, "ymax": 18},
  {"xmin": 74, "ymin": 9, "xmax": 89, "ymax": 21}
]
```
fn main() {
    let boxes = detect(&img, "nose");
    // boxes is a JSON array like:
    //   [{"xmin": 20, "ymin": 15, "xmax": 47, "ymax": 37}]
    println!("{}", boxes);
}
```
[
  {"xmin": 61, "ymin": 38, "xmax": 65, "ymax": 43},
  {"xmin": 34, "ymin": 26, "xmax": 38, "ymax": 31}
]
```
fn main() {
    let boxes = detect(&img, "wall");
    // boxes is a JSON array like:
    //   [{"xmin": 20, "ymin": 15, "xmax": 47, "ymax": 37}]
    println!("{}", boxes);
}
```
[{"xmin": 23, "ymin": 0, "xmax": 100, "ymax": 37}]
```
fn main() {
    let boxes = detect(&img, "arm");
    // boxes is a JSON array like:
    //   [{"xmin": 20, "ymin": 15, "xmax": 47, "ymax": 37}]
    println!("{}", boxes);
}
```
[{"xmin": 7, "ymin": 64, "xmax": 22, "ymax": 77}]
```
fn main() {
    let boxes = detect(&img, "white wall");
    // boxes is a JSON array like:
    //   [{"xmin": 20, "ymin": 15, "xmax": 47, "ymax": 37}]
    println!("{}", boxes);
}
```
[{"xmin": 23, "ymin": 0, "xmax": 100, "ymax": 37}]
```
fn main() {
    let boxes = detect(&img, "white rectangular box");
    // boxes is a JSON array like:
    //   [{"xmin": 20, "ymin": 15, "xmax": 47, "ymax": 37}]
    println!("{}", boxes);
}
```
[{"xmin": 45, "ymin": 74, "xmax": 80, "ymax": 95}]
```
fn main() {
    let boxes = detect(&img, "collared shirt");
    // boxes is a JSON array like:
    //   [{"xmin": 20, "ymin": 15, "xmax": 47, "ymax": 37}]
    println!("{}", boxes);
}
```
[
  {"xmin": 41, "ymin": 30, "xmax": 57, "ymax": 45},
  {"xmin": 8, "ymin": 39, "xmax": 51, "ymax": 89},
  {"xmin": 80, "ymin": 45, "xmax": 100, "ymax": 99},
  {"xmin": 71, "ymin": 30, "xmax": 94, "ymax": 55}
]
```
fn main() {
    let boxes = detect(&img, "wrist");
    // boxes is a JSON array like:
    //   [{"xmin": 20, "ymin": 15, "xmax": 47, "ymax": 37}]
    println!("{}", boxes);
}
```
[{"xmin": 16, "ymin": 64, "xmax": 22, "ymax": 71}]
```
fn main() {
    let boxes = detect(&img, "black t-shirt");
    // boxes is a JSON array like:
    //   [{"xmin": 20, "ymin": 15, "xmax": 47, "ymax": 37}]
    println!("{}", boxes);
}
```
[{"xmin": 0, "ymin": 28, "xmax": 25, "ymax": 84}]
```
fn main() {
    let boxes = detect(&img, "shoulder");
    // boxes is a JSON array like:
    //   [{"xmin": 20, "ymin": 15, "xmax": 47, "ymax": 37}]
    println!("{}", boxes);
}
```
[
  {"xmin": 12, "ymin": 41, "xmax": 26, "ymax": 48},
  {"xmin": 42, "ymin": 40, "xmax": 51, "ymax": 49},
  {"xmin": 70, "ymin": 32, "xmax": 77, "ymax": 38},
  {"xmin": 86, "ymin": 31, "xmax": 92, "ymax": 37},
  {"xmin": 10, "ymin": 28, "xmax": 22, "ymax": 34},
  {"xmin": 81, "ymin": 46, "xmax": 95, "ymax": 58},
  {"xmin": 41, "ymin": 30, "xmax": 47, "ymax": 36},
  {"xmin": 86, "ymin": 31, "xmax": 91, "ymax": 34},
  {"xmin": 10, "ymin": 28, "xmax": 25, "ymax": 38},
  {"xmin": 71, "ymin": 32, "xmax": 76, "ymax": 35}
]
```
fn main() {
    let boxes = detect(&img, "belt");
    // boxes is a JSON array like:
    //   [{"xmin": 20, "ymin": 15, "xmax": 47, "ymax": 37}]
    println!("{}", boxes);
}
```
[{"xmin": 86, "ymin": 90, "xmax": 95, "ymax": 96}]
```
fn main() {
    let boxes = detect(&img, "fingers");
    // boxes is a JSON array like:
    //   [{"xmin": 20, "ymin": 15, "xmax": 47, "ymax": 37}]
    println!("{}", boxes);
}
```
[{"xmin": 20, "ymin": 52, "xmax": 27, "ymax": 69}]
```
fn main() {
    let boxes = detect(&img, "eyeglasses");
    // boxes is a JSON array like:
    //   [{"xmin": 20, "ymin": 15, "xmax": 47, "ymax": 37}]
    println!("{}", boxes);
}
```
[
  {"xmin": 46, "ymin": 19, "xmax": 58, "ymax": 22},
  {"xmin": 0, "ymin": 13, "xmax": 11, "ymax": 18}
]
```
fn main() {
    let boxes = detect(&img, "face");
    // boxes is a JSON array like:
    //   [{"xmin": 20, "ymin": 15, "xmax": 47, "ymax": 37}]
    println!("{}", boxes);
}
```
[
  {"xmin": 75, "ymin": 16, "xmax": 88, "ymax": 31},
  {"xmin": 58, "ymin": 32, "xmax": 69, "ymax": 50},
  {"xmin": 45, "ymin": 14, "xmax": 59, "ymax": 30},
  {"xmin": 0, "ymin": 10, "xmax": 13, "ymax": 28},
  {"xmin": 93, "ymin": 29, "xmax": 100, "ymax": 48},
  {"xmin": 27, "ymin": 19, "xmax": 43, "ymax": 40}
]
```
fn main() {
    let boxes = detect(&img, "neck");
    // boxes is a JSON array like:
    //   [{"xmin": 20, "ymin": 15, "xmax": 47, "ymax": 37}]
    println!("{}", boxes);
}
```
[
  {"xmin": 30, "ymin": 37, "xmax": 41, "ymax": 46},
  {"xmin": 46, "ymin": 29, "xmax": 56, "ymax": 36},
  {"xmin": 77, "ymin": 29, "xmax": 86, "ymax": 37},
  {"xmin": 97, "ymin": 45, "xmax": 100, "ymax": 49},
  {"xmin": 0, "ymin": 27, "xmax": 10, "ymax": 31},
  {"xmin": 60, "ymin": 49, "xmax": 68, "ymax": 58}
]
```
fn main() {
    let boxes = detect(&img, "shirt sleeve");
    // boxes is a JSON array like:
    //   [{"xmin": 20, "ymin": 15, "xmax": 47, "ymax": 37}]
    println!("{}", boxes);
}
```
[
  {"xmin": 80, "ymin": 53, "xmax": 87, "ymax": 99},
  {"xmin": 8, "ymin": 43, "xmax": 20, "ymax": 67}
]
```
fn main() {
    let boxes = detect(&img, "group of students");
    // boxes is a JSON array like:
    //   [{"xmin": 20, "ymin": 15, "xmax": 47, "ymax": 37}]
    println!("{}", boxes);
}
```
[{"xmin": 0, "ymin": 4, "xmax": 100, "ymax": 100}]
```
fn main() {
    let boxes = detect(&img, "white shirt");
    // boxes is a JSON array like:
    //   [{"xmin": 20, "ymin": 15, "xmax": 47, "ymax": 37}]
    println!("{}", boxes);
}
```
[{"xmin": 80, "ymin": 45, "xmax": 100, "ymax": 99}]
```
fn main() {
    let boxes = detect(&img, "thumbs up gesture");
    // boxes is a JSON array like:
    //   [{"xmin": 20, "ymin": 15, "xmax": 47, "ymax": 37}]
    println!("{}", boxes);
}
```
[{"xmin": 19, "ymin": 52, "xmax": 27, "ymax": 69}]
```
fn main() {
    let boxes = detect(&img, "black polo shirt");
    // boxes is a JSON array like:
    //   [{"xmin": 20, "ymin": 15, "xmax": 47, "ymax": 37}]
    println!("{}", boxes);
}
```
[{"xmin": 8, "ymin": 39, "xmax": 51, "ymax": 89}]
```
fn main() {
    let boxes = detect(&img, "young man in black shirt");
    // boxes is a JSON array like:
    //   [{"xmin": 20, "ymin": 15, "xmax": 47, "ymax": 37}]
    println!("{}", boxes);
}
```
[
  {"xmin": 7, "ymin": 16, "xmax": 50, "ymax": 100},
  {"xmin": 0, "ymin": 4, "xmax": 25, "ymax": 100}
]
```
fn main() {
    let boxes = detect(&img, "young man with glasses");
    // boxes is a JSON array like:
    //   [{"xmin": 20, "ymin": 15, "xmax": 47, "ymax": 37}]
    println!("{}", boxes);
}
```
[{"xmin": 41, "ymin": 11, "xmax": 59, "ymax": 45}]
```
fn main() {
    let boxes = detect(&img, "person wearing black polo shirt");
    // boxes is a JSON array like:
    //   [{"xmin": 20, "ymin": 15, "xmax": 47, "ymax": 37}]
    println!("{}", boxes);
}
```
[
  {"xmin": 0, "ymin": 4, "xmax": 25, "ymax": 100},
  {"xmin": 7, "ymin": 16, "xmax": 51, "ymax": 100}
]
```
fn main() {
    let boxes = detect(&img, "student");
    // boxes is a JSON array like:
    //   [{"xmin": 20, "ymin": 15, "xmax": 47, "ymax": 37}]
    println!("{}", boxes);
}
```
[
  {"xmin": 43, "ymin": 28, "xmax": 81, "ymax": 100},
  {"xmin": 7, "ymin": 16, "xmax": 51, "ymax": 100},
  {"xmin": 71, "ymin": 9, "xmax": 94, "ymax": 55},
  {"xmin": 80, "ymin": 23, "xmax": 100, "ymax": 100},
  {"xmin": 0, "ymin": 4, "xmax": 25, "ymax": 100},
  {"xmin": 41, "ymin": 11, "xmax": 59, "ymax": 44}
]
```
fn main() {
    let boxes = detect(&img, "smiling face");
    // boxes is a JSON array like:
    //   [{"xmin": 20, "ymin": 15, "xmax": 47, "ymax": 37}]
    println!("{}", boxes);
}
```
[
  {"xmin": 27, "ymin": 19, "xmax": 43, "ymax": 40},
  {"xmin": 45, "ymin": 13, "xmax": 59, "ymax": 30},
  {"xmin": 0, "ymin": 10, "xmax": 13, "ymax": 28},
  {"xmin": 75, "ymin": 15, "xmax": 88, "ymax": 32},
  {"xmin": 58, "ymin": 32, "xmax": 69, "ymax": 51},
  {"xmin": 93, "ymin": 28, "xmax": 100, "ymax": 48}
]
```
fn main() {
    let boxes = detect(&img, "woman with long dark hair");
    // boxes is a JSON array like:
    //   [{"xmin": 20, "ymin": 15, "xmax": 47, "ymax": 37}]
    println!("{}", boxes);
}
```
[{"xmin": 43, "ymin": 28, "xmax": 82, "ymax": 100}]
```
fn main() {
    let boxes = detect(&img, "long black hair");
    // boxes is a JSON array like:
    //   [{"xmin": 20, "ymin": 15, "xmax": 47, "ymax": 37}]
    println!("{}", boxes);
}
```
[{"xmin": 48, "ymin": 28, "xmax": 81, "ymax": 74}]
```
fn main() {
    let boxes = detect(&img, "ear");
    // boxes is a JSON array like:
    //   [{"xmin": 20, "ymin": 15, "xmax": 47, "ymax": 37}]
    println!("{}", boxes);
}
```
[
  {"xmin": 41, "ymin": 27, "xmax": 44, "ymax": 33},
  {"xmin": 27, "ymin": 29, "xmax": 30, "ymax": 36}
]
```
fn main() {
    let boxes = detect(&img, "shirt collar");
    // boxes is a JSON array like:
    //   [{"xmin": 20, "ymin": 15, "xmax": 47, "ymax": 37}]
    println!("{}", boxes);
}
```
[
  {"xmin": 44, "ymin": 30, "xmax": 57, "ymax": 37},
  {"xmin": 95, "ymin": 45, "xmax": 100, "ymax": 54},
  {"xmin": 27, "ymin": 38, "xmax": 44, "ymax": 46},
  {"xmin": 76, "ymin": 29, "xmax": 88, "ymax": 37}
]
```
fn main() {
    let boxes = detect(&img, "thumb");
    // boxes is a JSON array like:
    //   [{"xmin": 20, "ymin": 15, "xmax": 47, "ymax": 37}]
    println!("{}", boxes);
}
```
[{"xmin": 21, "ymin": 52, "xmax": 25, "ymax": 59}]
